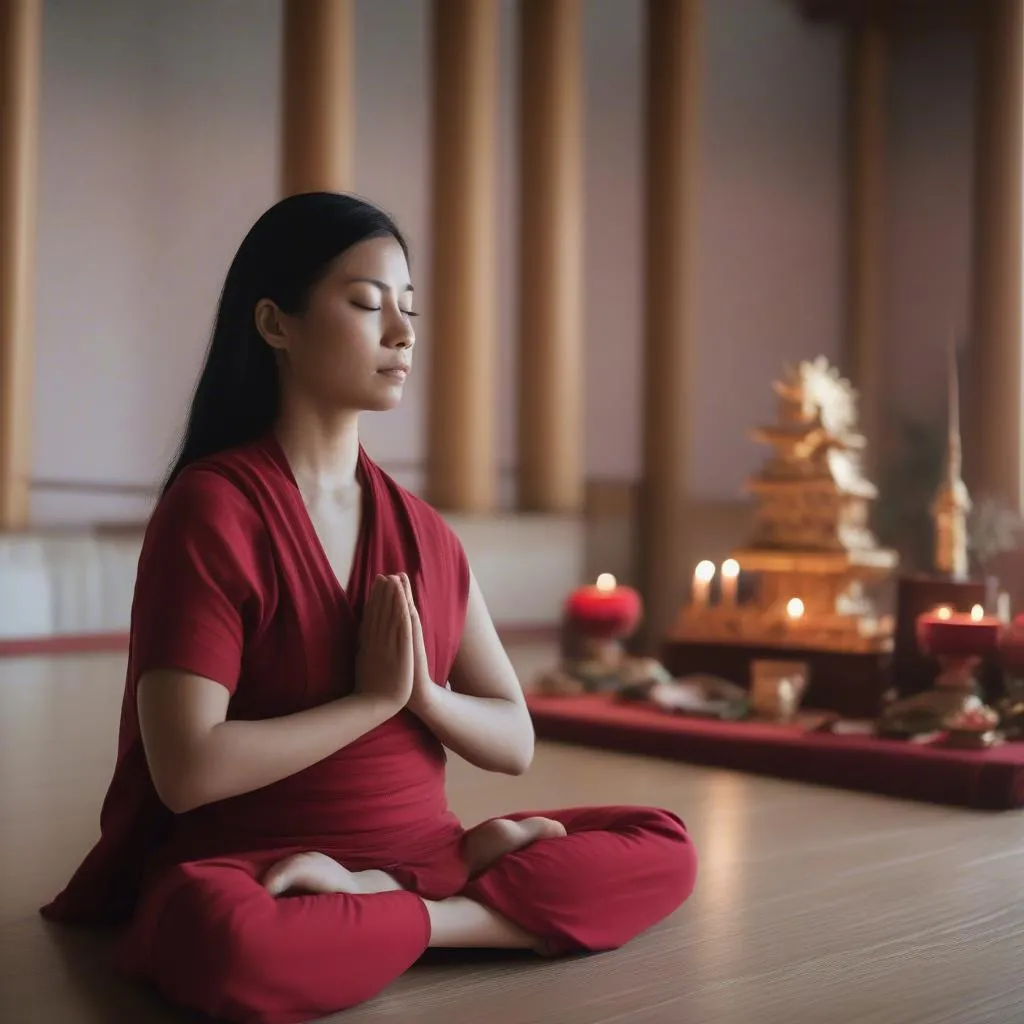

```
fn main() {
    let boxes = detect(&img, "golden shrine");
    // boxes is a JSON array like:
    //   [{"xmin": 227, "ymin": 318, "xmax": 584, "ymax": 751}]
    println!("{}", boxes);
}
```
[{"xmin": 672, "ymin": 357, "xmax": 896, "ymax": 654}]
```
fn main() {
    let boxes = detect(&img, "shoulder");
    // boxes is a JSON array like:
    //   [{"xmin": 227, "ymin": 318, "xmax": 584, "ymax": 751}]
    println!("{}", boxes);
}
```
[{"xmin": 142, "ymin": 459, "xmax": 266, "ymax": 576}]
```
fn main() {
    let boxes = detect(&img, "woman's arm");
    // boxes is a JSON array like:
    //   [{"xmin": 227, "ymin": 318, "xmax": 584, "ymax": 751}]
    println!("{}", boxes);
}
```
[
  {"xmin": 405, "ymin": 570, "xmax": 535, "ymax": 776},
  {"xmin": 139, "ymin": 574, "xmax": 414, "ymax": 814},
  {"xmin": 137, "ymin": 676, "xmax": 400, "ymax": 814}
]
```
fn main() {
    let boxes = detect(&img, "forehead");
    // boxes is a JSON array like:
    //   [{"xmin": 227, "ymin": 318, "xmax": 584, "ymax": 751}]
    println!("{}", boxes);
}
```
[{"xmin": 329, "ymin": 235, "xmax": 410, "ymax": 283}]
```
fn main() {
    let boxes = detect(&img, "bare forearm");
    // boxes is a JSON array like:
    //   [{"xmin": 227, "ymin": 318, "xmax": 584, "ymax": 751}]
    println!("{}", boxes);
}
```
[
  {"xmin": 414, "ymin": 685, "xmax": 534, "ymax": 775},
  {"xmin": 167, "ymin": 694, "xmax": 397, "ymax": 812}
]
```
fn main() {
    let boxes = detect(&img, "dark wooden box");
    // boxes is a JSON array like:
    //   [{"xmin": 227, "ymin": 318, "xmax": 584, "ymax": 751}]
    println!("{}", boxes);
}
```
[{"xmin": 660, "ymin": 639, "xmax": 893, "ymax": 719}]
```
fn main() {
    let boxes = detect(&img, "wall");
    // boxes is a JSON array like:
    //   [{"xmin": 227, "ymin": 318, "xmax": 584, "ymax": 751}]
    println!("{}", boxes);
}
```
[{"xmin": 27, "ymin": 0, "xmax": 971, "ymax": 527}]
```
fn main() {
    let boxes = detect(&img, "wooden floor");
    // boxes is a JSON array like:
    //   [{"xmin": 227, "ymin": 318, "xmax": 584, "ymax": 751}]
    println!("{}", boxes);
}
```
[{"xmin": 2, "ymin": 649, "xmax": 1023, "ymax": 1024}]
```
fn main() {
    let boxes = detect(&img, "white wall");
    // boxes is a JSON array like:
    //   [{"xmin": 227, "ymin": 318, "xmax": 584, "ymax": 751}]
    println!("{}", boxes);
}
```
[{"xmin": 28, "ymin": 0, "xmax": 970, "ymax": 526}]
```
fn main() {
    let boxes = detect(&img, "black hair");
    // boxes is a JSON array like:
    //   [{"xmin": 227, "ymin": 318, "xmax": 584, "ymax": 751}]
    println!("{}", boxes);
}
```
[{"xmin": 161, "ymin": 192, "xmax": 407, "ymax": 496}]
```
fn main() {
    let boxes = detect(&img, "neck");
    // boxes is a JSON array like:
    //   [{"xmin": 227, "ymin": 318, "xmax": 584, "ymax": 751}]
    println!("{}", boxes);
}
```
[{"xmin": 274, "ymin": 395, "xmax": 361, "ymax": 492}]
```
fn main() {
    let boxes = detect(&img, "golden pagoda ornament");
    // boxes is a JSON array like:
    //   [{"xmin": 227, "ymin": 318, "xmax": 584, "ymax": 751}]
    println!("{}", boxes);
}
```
[
  {"xmin": 930, "ymin": 334, "xmax": 971, "ymax": 580},
  {"xmin": 672, "ymin": 357, "xmax": 897, "ymax": 654}
]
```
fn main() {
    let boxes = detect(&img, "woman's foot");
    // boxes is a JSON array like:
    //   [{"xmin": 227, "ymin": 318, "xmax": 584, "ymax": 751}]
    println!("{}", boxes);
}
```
[
  {"xmin": 422, "ymin": 895, "xmax": 556, "ymax": 955},
  {"xmin": 262, "ymin": 852, "xmax": 403, "ymax": 897},
  {"xmin": 463, "ymin": 816, "xmax": 568, "ymax": 877}
]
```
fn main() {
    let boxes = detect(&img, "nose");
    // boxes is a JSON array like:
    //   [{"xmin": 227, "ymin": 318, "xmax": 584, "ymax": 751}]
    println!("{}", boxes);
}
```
[{"xmin": 385, "ymin": 312, "xmax": 415, "ymax": 350}]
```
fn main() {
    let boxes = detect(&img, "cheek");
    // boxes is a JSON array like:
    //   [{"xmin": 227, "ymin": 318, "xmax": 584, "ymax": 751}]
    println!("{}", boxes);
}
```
[{"xmin": 298, "ymin": 305, "xmax": 376, "ymax": 381}]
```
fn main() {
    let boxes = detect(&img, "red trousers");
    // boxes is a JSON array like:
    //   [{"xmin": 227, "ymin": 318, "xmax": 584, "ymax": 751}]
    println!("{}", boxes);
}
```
[{"xmin": 119, "ymin": 805, "xmax": 697, "ymax": 1024}]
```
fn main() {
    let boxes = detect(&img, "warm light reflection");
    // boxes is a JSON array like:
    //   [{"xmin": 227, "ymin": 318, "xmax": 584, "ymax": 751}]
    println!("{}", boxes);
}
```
[
  {"xmin": 786, "ymin": 597, "xmax": 805, "ymax": 619},
  {"xmin": 936, "ymin": 606, "xmax": 953, "ymax": 621},
  {"xmin": 596, "ymin": 573, "xmax": 617, "ymax": 592},
  {"xmin": 695, "ymin": 560, "xmax": 716, "ymax": 583},
  {"xmin": 721, "ymin": 558, "xmax": 740, "ymax": 579},
  {"xmin": 971, "ymin": 604, "xmax": 984, "ymax": 622}
]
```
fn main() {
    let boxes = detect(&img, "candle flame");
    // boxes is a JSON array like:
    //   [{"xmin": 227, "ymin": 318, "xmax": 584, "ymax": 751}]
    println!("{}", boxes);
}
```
[
  {"xmin": 721, "ymin": 558, "xmax": 740, "ymax": 579},
  {"xmin": 971, "ymin": 604, "xmax": 984, "ymax": 621},
  {"xmin": 936, "ymin": 606, "xmax": 952, "ymax": 621},
  {"xmin": 595, "ymin": 573, "xmax": 617, "ymax": 592},
  {"xmin": 786, "ymin": 597, "xmax": 805, "ymax": 619},
  {"xmin": 695, "ymin": 560, "xmax": 716, "ymax": 583}
]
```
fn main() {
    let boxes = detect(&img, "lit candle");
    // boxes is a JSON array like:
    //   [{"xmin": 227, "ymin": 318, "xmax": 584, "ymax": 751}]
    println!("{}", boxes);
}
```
[
  {"xmin": 693, "ymin": 561, "xmax": 716, "ymax": 607},
  {"xmin": 786, "ymin": 597, "xmax": 805, "ymax": 622},
  {"xmin": 564, "ymin": 574, "xmax": 643, "ymax": 639},
  {"xmin": 721, "ymin": 558, "xmax": 740, "ymax": 605},
  {"xmin": 916, "ymin": 603, "xmax": 1002, "ymax": 657}
]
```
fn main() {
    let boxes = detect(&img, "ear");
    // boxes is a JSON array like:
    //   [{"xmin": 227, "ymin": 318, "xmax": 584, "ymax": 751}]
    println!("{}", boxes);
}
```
[{"xmin": 254, "ymin": 299, "xmax": 290, "ymax": 352}]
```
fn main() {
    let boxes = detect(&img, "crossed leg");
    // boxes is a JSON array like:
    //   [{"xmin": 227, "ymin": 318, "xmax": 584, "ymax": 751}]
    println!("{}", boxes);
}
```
[{"xmin": 122, "ymin": 806, "xmax": 696, "ymax": 1023}]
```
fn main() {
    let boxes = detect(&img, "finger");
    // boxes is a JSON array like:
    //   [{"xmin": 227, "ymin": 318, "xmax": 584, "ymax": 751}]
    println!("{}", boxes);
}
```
[
  {"xmin": 362, "ymin": 575, "xmax": 382, "ymax": 640},
  {"xmin": 399, "ymin": 572, "xmax": 415, "ymax": 615},
  {"xmin": 386, "ymin": 576, "xmax": 405, "ymax": 647},
  {"xmin": 401, "ymin": 574, "xmax": 427, "ymax": 654}
]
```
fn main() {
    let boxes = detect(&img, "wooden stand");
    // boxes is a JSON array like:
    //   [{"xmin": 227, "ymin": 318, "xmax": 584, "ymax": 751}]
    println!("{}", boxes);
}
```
[{"xmin": 660, "ymin": 639, "xmax": 892, "ymax": 719}]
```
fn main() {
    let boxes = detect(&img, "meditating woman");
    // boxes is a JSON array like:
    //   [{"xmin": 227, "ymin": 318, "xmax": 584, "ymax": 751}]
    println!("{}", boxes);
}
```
[{"xmin": 41, "ymin": 193, "xmax": 698, "ymax": 1024}]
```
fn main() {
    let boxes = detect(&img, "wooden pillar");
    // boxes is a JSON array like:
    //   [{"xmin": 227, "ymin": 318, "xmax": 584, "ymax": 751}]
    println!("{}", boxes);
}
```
[
  {"xmin": 843, "ymin": 21, "xmax": 886, "ymax": 474},
  {"xmin": 281, "ymin": 0, "xmax": 354, "ymax": 195},
  {"xmin": 639, "ymin": 0, "xmax": 703, "ymax": 647},
  {"xmin": 0, "ymin": 0, "xmax": 41, "ymax": 530},
  {"xmin": 427, "ymin": 0, "xmax": 500, "ymax": 512},
  {"xmin": 968, "ymin": 0, "xmax": 1024, "ymax": 512},
  {"xmin": 516, "ymin": 0, "xmax": 584, "ymax": 513}
]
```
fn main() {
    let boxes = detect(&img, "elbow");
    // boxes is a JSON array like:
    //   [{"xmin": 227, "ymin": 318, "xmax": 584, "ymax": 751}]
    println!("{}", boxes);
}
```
[
  {"xmin": 504, "ymin": 753, "xmax": 532, "ymax": 777},
  {"xmin": 503, "ymin": 726, "xmax": 535, "ymax": 776},
  {"xmin": 151, "ymin": 772, "xmax": 207, "ymax": 815}
]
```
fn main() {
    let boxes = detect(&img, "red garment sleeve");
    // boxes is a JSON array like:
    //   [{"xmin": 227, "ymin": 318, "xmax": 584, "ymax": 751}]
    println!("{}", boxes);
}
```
[{"xmin": 129, "ymin": 469, "xmax": 263, "ymax": 697}]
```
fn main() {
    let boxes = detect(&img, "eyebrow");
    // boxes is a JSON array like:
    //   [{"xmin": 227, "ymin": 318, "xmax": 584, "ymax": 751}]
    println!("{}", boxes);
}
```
[{"xmin": 346, "ymin": 277, "xmax": 414, "ymax": 293}]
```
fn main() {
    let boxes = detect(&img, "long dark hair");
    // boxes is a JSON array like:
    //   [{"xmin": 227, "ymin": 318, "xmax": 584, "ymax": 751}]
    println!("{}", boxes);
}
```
[{"xmin": 161, "ymin": 192, "xmax": 408, "ymax": 496}]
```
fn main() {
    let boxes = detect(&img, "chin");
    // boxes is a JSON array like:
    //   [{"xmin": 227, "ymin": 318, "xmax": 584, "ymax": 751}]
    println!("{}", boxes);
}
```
[{"xmin": 361, "ymin": 385, "xmax": 405, "ymax": 413}]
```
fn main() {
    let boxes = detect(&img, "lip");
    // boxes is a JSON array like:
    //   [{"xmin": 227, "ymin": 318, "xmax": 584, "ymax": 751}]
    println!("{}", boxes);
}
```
[{"xmin": 377, "ymin": 366, "xmax": 410, "ymax": 380}]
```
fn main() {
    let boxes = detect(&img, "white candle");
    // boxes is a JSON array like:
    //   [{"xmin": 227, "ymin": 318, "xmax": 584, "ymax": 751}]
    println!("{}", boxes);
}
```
[
  {"xmin": 721, "ymin": 559, "xmax": 740, "ymax": 605},
  {"xmin": 693, "ymin": 560, "xmax": 716, "ymax": 607}
]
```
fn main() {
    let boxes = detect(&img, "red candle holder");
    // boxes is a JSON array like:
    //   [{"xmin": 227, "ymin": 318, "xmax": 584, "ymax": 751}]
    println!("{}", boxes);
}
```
[
  {"xmin": 881, "ymin": 605, "xmax": 1004, "ymax": 739},
  {"xmin": 916, "ymin": 605, "xmax": 1002, "ymax": 659},
  {"xmin": 564, "ymin": 574, "xmax": 642, "ymax": 640}
]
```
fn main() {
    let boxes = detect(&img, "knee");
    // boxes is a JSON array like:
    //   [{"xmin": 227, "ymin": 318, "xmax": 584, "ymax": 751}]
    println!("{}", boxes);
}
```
[
  {"xmin": 633, "ymin": 806, "xmax": 699, "ymax": 907},
  {"xmin": 142, "ymin": 864, "xmax": 279, "ymax": 1022}
]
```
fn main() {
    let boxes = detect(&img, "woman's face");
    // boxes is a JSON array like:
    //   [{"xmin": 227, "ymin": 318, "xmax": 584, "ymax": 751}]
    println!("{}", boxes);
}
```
[{"xmin": 259, "ymin": 235, "xmax": 417, "ymax": 413}]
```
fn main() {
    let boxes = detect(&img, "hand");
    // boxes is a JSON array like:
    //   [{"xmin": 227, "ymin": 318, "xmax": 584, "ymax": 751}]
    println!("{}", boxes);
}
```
[
  {"xmin": 397, "ymin": 572, "xmax": 436, "ymax": 717},
  {"xmin": 354, "ymin": 575, "xmax": 414, "ymax": 713}
]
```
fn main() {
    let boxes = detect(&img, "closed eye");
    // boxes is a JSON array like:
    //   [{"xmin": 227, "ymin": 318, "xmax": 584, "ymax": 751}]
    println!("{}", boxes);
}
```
[{"xmin": 351, "ymin": 301, "xmax": 419, "ymax": 318}]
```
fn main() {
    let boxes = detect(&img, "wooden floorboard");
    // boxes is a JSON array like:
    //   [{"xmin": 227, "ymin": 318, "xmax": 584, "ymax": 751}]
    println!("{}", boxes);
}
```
[{"xmin": 1, "ymin": 650, "xmax": 1022, "ymax": 1024}]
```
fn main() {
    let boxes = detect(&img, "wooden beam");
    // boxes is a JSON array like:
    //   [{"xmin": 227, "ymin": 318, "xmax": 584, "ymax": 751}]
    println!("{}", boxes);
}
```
[{"xmin": 0, "ymin": 0, "xmax": 42, "ymax": 530}]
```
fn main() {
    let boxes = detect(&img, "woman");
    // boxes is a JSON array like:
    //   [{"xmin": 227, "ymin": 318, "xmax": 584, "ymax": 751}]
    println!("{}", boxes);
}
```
[{"xmin": 42, "ymin": 193, "xmax": 698, "ymax": 1024}]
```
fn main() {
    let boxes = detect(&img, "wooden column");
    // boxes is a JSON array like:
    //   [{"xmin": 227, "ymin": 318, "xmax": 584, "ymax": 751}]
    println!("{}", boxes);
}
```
[
  {"xmin": 639, "ymin": 0, "xmax": 703, "ymax": 647},
  {"xmin": 427, "ymin": 0, "xmax": 500, "ymax": 512},
  {"xmin": 281, "ymin": 0, "xmax": 354, "ymax": 195},
  {"xmin": 0, "ymin": 0, "xmax": 41, "ymax": 530},
  {"xmin": 968, "ymin": 0, "xmax": 1024, "ymax": 512},
  {"xmin": 843, "ymin": 21, "xmax": 886, "ymax": 475},
  {"xmin": 516, "ymin": 0, "xmax": 584, "ymax": 513}
]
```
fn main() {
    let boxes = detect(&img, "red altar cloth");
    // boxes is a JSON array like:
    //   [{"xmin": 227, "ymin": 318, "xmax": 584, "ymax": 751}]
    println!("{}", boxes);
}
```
[{"xmin": 527, "ymin": 694, "xmax": 1024, "ymax": 811}]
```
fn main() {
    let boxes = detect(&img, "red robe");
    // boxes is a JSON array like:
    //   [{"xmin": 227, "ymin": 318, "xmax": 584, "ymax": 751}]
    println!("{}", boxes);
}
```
[{"xmin": 42, "ymin": 435, "xmax": 697, "ymax": 1024}]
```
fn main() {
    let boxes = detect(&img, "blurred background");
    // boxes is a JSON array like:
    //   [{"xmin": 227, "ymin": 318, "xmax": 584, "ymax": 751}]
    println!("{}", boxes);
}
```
[{"xmin": 0, "ymin": 0, "xmax": 1006, "ymax": 649}]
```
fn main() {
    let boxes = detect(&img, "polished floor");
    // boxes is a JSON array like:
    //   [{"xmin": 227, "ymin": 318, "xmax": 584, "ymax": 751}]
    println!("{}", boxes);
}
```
[{"xmin": 2, "ymin": 649, "xmax": 1023, "ymax": 1024}]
